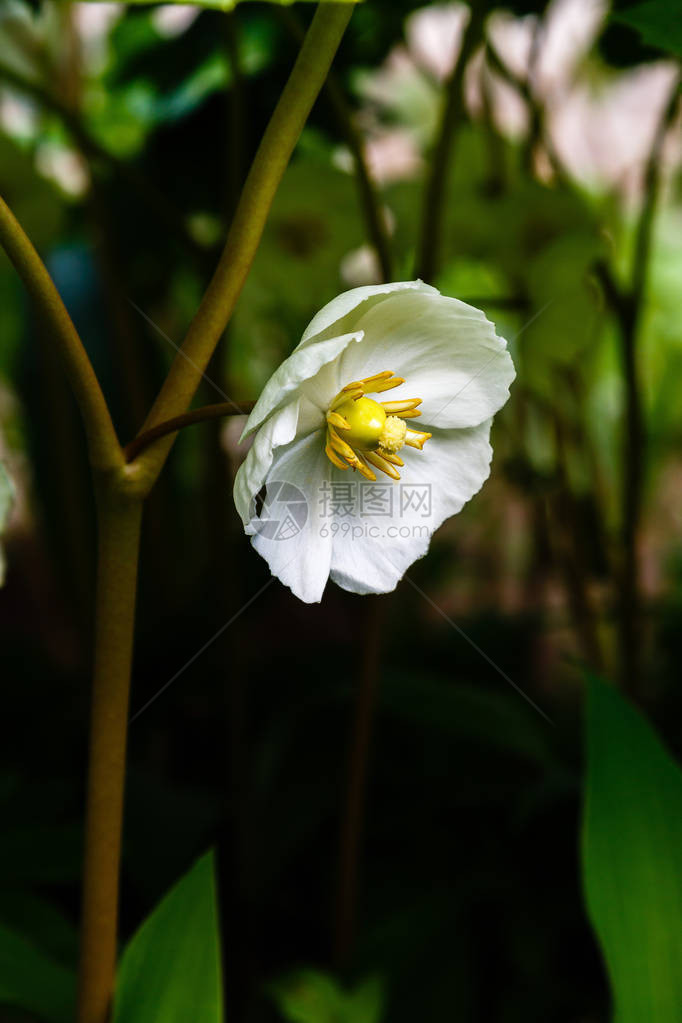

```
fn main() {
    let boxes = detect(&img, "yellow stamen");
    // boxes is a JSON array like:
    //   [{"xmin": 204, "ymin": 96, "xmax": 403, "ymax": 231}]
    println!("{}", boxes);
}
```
[
  {"xmin": 404, "ymin": 428, "xmax": 432, "ymax": 450},
  {"xmin": 380, "ymin": 398, "xmax": 422, "ymax": 414},
  {"xmin": 365, "ymin": 450, "xmax": 401, "ymax": 480},
  {"xmin": 325, "ymin": 439, "xmax": 349, "ymax": 470},
  {"xmin": 324, "ymin": 369, "xmax": 430, "ymax": 478},
  {"xmin": 330, "ymin": 386, "xmax": 362, "ymax": 411},
  {"xmin": 354, "ymin": 454, "xmax": 377, "ymax": 482},
  {"xmin": 327, "ymin": 411, "xmax": 351, "ymax": 431},
  {"xmin": 328, "ymin": 425, "xmax": 360, "ymax": 463},
  {"xmin": 392, "ymin": 409, "xmax": 422, "ymax": 419}
]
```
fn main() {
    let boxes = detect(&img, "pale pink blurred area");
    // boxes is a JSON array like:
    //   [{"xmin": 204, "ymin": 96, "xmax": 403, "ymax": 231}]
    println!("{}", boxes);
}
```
[
  {"xmin": 151, "ymin": 4, "xmax": 200, "ymax": 40},
  {"xmin": 73, "ymin": 2, "xmax": 122, "ymax": 74},
  {"xmin": 536, "ymin": 0, "xmax": 607, "ymax": 90},
  {"xmin": 355, "ymin": 0, "xmax": 681, "ymax": 200},
  {"xmin": 405, "ymin": 2, "xmax": 469, "ymax": 81},
  {"xmin": 363, "ymin": 129, "xmax": 424, "ymax": 185},
  {"xmin": 547, "ymin": 62, "xmax": 682, "ymax": 197}
]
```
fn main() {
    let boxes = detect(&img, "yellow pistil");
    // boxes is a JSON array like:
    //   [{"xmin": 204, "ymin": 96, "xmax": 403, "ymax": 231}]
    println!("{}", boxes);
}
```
[{"xmin": 324, "ymin": 370, "xmax": 431, "ymax": 480}]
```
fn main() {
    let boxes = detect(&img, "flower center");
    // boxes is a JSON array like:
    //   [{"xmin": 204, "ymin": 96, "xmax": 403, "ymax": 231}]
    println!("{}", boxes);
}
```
[{"xmin": 324, "ymin": 370, "xmax": 431, "ymax": 481}]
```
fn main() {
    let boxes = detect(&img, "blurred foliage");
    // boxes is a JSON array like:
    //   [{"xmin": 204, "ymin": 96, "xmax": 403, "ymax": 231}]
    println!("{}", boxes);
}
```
[
  {"xmin": 614, "ymin": 0, "xmax": 682, "ymax": 60},
  {"xmin": 113, "ymin": 852, "xmax": 223, "ymax": 1023},
  {"xmin": 583, "ymin": 677, "xmax": 682, "ymax": 1022},
  {"xmin": 0, "ymin": 920, "xmax": 75, "ymax": 1022},
  {"xmin": 270, "ymin": 970, "xmax": 383, "ymax": 1023}
]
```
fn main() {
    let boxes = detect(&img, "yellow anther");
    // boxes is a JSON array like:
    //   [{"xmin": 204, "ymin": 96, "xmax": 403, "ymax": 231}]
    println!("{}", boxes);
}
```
[
  {"xmin": 327, "ymin": 411, "xmax": 351, "ymax": 431},
  {"xmin": 325, "ymin": 439, "xmax": 349, "ymax": 470},
  {"xmin": 404, "ymin": 428, "xmax": 432, "ymax": 450},
  {"xmin": 365, "ymin": 450, "xmax": 401, "ymax": 480},
  {"xmin": 380, "ymin": 398, "xmax": 422, "ymax": 415}
]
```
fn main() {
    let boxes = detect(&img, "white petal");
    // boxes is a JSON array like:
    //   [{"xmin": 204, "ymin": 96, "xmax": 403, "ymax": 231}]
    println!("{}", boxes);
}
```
[
  {"xmin": 249, "ymin": 432, "xmax": 333, "ymax": 604},
  {"xmin": 329, "ymin": 422, "xmax": 493, "ymax": 595},
  {"xmin": 299, "ymin": 279, "xmax": 438, "ymax": 346},
  {"xmin": 241, "ymin": 331, "xmax": 364, "ymax": 440},
  {"xmin": 336, "ymin": 291, "xmax": 515, "ymax": 430},
  {"xmin": 234, "ymin": 397, "xmax": 322, "ymax": 524}
]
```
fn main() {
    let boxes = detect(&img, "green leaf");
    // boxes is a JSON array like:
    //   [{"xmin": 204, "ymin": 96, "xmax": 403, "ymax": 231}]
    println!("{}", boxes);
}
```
[
  {"xmin": 113, "ymin": 850, "xmax": 224, "ymax": 1023},
  {"xmin": 614, "ymin": 1, "xmax": 682, "ymax": 60},
  {"xmin": 270, "ymin": 970, "xmax": 384, "ymax": 1023},
  {"xmin": 582, "ymin": 676, "xmax": 682, "ymax": 1022},
  {"xmin": 83, "ymin": 0, "xmax": 360, "ymax": 9},
  {"xmin": 0, "ymin": 922, "xmax": 75, "ymax": 1023}
]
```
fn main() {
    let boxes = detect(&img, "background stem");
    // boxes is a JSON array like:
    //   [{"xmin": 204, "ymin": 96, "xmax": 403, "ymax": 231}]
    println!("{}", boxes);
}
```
[
  {"xmin": 77, "ymin": 487, "xmax": 143, "ymax": 1023},
  {"xmin": 130, "ymin": 2, "xmax": 354, "ymax": 491},
  {"xmin": 333, "ymin": 594, "xmax": 385, "ymax": 969},
  {"xmin": 415, "ymin": 8, "xmax": 484, "ymax": 282}
]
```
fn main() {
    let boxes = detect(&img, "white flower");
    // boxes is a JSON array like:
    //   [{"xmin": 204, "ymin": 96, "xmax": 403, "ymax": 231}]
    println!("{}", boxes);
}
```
[{"xmin": 234, "ymin": 281, "xmax": 515, "ymax": 603}]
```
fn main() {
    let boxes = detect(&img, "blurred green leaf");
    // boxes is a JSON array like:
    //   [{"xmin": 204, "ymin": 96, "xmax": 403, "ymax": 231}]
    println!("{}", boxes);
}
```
[
  {"xmin": 113, "ymin": 850, "xmax": 223, "ymax": 1023},
  {"xmin": 0, "ymin": 892, "xmax": 77, "ymax": 968},
  {"xmin": 614, "ymin": 1, "xmax": 682, "ymax": 59},
  {"xmin": 0, "ymin": 922, "xmax": 75, "ymax": 1023},
  {"xmin": 583, "ymin": 676, "xmax": 682, "ymax": 1022},
  {"xmin": 271, "ymin": 970, "xmax": 384, "ymax": 1023},
  {"xmin": 0, "ymin": 825, "xmax": 82, "ymax": 883},
  {"xmin": 84, "ymin": 0, "xmax": 360, "ymax": 9},
  {"xmin": 382, "ymin": 673, "xmax": 551, "ymax": 764}
]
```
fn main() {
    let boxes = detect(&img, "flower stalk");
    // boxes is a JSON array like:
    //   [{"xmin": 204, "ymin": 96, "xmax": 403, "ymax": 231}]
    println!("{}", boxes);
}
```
[{"xmin": 77, "ymin": 485, "xmax": 143, "ymax": 1023}]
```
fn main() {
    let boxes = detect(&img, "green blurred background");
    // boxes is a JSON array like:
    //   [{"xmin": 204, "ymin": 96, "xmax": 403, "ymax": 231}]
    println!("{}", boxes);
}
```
[{"xmin": 0, "ymin": 0, "xmax": 681, "ymax": 1019}]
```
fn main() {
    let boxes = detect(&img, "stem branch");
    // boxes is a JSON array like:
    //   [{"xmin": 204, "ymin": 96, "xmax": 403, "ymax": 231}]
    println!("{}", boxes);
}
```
[
  {"xmin": 124, "ymin": 400, "xmax": 255, "ymax": 462},
  {"xmin": 0, "ymin": 195, "xmax": 121, "ymax": 469}
]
